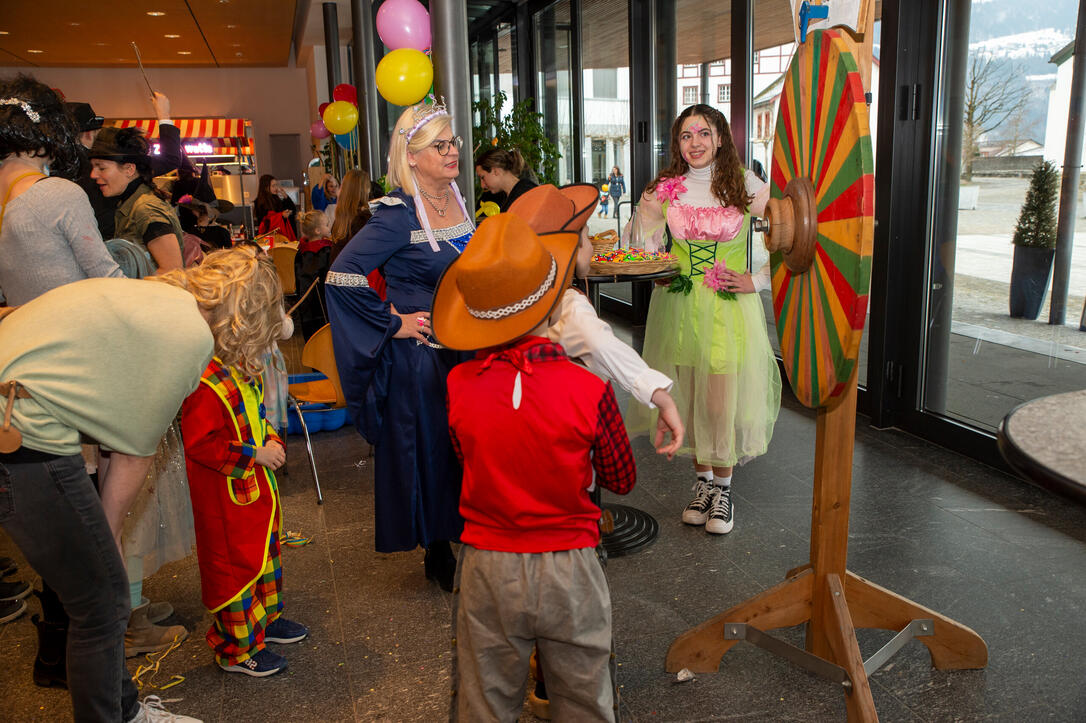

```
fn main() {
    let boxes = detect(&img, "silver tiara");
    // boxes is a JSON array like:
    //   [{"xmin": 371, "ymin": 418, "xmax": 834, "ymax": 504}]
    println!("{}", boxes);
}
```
[
  {"xmin": 0, "ymin": 98, "xmax": 40, "ymax": 123},
  {"xmin": 399, "ymin": 96, "xmax": 448, "ymax": 143}
]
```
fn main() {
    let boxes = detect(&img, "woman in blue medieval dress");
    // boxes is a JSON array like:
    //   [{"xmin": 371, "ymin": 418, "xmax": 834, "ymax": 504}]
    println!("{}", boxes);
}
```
[{"xmin": 326, "ymin": 99, "xmax": 472, "ymax": 592}]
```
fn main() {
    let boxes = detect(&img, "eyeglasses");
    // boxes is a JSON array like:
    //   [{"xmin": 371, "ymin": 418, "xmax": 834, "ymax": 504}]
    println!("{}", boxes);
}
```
[{"xmin": 430, "ymin": 136, "xmax": 463, "ymax": 156}]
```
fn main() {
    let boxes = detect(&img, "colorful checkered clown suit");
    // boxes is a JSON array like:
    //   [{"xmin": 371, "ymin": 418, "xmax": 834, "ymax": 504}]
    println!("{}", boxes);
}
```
[{"xmin": 180, "ymin": 358, "xmax": 285, "ymax": 666}]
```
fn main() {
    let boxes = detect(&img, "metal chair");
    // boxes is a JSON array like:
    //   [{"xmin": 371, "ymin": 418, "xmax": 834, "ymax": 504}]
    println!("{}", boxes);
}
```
[{"xmin": 287, "ymin": 324, "xmax": 343, "ymax": 504}]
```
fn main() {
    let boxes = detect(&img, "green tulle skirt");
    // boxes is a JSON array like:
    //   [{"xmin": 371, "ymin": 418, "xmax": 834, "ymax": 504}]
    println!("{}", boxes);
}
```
[{"xmin": 626, "ymin": 282, "xmax": 782, "ymax": 468}]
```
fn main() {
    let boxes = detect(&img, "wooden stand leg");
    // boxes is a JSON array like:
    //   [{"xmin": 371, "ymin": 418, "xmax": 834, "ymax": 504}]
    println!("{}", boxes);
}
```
[
  {"xmin": 845, "ymin": 571, "xmax": 988, "ymax": 670},
  {"xmin": 665, "ymin": 569, "xmax": 813, "ymax": 673},
  {"xmin": 824, "ymin": 574, "xmax": 878, "ymax": 722}
]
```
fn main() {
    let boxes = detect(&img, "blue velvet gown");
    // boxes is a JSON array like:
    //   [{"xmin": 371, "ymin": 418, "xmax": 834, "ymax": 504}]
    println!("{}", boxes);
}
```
[{"xmin": 326, "ymin": 189, "xmax": 474, "ymax": 553}]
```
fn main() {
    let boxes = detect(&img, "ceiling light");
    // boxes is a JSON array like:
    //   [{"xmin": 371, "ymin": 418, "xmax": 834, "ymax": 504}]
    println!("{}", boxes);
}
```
[
  {"xmin": 177, "ymin": 51, "xmax": 192, "ymax": 55},
  {"xmin": 146, "ymin": 11, "xmax": 165, "ymax": 17},
  {"xmin": 0, "ymin": 31, "xmax": 9, "ymax": 35},
  {"xmin": 68, "ymin": 22, "xmax": 81, "ymax": 26},
  {"xmin": 27, "ymin": 49, "xmax": 43, "ymax": 53},
  {"xmin": 226, "ymin": 24, "xmax": 237, "ymax": 29},
  {"xmin": 164, "ymin": 34, "xmax": 180, "ymax": 38},
  {"xmin": 94, "ymin": 41, "xmax": 108, "ymax": 46}
]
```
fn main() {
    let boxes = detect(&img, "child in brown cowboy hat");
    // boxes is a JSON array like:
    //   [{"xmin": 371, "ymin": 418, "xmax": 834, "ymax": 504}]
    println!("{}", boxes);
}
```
[
  {"xmin": 507, "ymin": 183, "xmax": 684, "ymax": 719},
  {"xmin": 433, "ymin": 212, "xmax": 636, "ymax": 722}
]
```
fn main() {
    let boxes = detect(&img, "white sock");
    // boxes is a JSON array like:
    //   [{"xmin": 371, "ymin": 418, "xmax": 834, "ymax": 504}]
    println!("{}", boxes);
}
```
[
  {"xmin": 696, "ymin": 471, "xmax": 714, "ymax": 485},
  {"xmin": 713, "ymin": 475, "xmax": 732, "ymax": 489}
]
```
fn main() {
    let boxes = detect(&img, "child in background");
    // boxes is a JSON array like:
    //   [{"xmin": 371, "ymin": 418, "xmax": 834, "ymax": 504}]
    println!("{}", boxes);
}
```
[
  {"xmin": 295, "ymin": 211, "xmax": 334, "ymax": 340},
  {"xmin": 597, "ymin": 187, "xmax": 609, "ymax": 218},
  {"xmin": 298, "ymin": 211, "xmax": 333, "ymax": 253},
  {"xmin": 166, "ymin": 247, "xmax": 310, "ymax": 678},
  {"xmin": 433, "ymin": 213, "xmax": 636, "ymax": 721}
]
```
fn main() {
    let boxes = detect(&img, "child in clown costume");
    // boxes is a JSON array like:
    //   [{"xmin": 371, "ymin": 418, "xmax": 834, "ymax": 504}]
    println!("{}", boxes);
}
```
[
  {"xmin": 172, "ymin": 246, "xmax": 309, "ymax": 678},
  {"xmin": 626, "ymin": 103, "xmax": 781, "ymax": 536}
]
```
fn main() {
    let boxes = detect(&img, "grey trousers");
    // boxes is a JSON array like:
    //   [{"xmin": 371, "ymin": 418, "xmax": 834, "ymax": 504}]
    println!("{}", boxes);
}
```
[{"xmin": 451, "ymin": 545, "xmax": 617, "ymax": 722}]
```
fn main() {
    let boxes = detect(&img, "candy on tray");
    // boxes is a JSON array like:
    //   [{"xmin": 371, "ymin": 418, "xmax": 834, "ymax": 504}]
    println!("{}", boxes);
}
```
[{"xmin": 591, "ymin": 247, "xmax": 676, "ymax": 263}]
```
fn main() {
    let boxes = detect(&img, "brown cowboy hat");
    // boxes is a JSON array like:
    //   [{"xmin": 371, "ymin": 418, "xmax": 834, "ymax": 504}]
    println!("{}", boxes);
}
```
[
  {"xmin": 432, "ymin": 212, "xmax": 579, "ymax": 351},
  {"xmin": 507, "ymin": 183, "xmax": 599, "ymax": 233}
]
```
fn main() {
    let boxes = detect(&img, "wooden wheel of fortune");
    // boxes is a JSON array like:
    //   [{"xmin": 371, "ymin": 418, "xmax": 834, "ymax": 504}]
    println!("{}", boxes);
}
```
[
  {"xmin": 763, "ymin": 27, "xmax": 873, "ymax": 409},
  {"xmin": 666, "ymin": 28, "xmax": 988, "ymax": 722}
]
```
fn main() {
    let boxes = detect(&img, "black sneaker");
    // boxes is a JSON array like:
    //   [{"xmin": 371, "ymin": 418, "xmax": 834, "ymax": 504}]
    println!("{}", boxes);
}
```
[
  {"xmin": 1, "ymin": 598, "xmax": 26, "ymax": 624},
  {"xmin": 219, "ymin": 648, "xmax": 288, "ymax": 678},
  {"xmin": 681, "ymin": 478, "xmax": 715, "ymax": 525},
  {"xmin": 264, "ymin": 617, "xmax": 309, "ymax": 644},
  {"xmin": 0, "ymin": 556, "xmax": 16, "ymax": 577},
  {"xmin": 705, "ymin": 486, "xmax": 734, "ymax": 534},
  {"xmin": 0, "ymin": 579, "xmax": 30, "ymax": 602}
]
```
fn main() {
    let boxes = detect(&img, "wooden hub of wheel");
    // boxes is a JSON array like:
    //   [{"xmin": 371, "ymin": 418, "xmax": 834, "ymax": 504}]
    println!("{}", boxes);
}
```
[{"xmin": 762, "ymin": 177, "xmax": 817, "ymax": 274}]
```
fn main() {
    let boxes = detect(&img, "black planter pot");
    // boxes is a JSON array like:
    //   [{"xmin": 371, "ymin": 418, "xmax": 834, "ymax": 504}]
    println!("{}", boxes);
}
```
[{"xmin": 1009, "ymin": 246, "xmax": 1055, "ymax": 320}]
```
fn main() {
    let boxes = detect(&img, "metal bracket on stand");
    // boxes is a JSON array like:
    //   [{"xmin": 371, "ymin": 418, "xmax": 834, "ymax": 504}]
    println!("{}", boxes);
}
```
[
  {"xmin": 724, "ymin": 617, "xmax": 936, "ymax": 689},
  {"xmin": 862, "ymin": 618, "xmax": 934, "ymax": 676},
  {"xmin": 724, "ymin": 623, "xmax": 853, "ymax": 690}
]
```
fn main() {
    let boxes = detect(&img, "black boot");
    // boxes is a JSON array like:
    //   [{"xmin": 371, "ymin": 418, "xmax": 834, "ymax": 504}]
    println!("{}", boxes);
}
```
[
  {"xmin": 32, "ymin": 614, "xmax": 68, "ymax": 688},
  {"xmin": 33, "ymin": 586, "xmax": 68, "ymax": 689},
  {"xmin": 424, "ymin": 541, "xmax": 456, "ymax": 593}
]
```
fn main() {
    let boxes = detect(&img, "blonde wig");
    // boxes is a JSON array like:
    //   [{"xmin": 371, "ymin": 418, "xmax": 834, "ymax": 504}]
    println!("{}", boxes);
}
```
[
  {"xmin": 386, "ymin": 102, "xmax": 453, "ymax": 195},
  {"xmin": 152, "ymin": 245, "xmax": 284, "ymax": 377}
]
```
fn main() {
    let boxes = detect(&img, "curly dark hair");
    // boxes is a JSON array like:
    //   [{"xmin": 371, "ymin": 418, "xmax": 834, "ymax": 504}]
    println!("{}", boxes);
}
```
[
  {"xmin": 648, "ymin": 104, "xmax": 752, "ymax": 210},
  {"xmin": 0, "ymin": 74, "xmax": 82, "ymax": 179}
]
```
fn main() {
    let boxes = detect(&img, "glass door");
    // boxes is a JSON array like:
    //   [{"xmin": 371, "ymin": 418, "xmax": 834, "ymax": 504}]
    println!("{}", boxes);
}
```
[
  {"xmin": 533, "ymin": 0, "xmax": 575, "ymax": 185},
  {"xmin": 923, "ymin": 1, "xmax": 1084, "ymax": 431}
]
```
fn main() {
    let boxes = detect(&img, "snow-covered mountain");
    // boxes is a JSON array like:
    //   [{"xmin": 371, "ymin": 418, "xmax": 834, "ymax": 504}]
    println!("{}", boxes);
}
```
[{"xmin": 969, "ymin": 28, "xmax": 1072, "ymax": 61}]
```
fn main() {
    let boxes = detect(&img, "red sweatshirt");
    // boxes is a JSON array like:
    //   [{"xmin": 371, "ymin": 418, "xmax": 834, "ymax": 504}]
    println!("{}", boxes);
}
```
[{"xmin": 447, "ymin": 336, "xmax": 636, "ymax": 553}]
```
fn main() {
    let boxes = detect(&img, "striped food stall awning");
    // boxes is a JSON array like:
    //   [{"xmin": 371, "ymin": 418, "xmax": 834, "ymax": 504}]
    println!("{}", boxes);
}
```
[{"xmin": 108, "ymin": 118, "xmax": 250, "ymax": 140}]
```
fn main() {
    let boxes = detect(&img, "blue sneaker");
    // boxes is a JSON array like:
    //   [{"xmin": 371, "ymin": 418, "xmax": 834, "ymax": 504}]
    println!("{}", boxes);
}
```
[
  {"xmin": 219, "ymin": 648, "xmax": 288, "ymax": 678},
  {"xmin": 264, "ymin": 617, "xmax": 309, "ymax": 644}
]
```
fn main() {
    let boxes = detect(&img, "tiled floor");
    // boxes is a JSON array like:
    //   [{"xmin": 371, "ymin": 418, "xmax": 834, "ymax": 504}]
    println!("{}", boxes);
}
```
[{"xmin": 2, "ymin": 368, "xmax": 1085, "ymax": 721}]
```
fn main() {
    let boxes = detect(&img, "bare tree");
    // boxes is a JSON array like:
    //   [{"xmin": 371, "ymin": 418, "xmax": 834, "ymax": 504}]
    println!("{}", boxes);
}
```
[{"xmin": 961, "ymin": 55, "xmax": 1031, "ymax": 180}]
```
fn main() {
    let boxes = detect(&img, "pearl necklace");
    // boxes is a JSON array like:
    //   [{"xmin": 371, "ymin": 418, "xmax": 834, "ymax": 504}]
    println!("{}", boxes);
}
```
[{"xmin": 417, "ymin": 184, "xmax": 451, "ymax": 217}]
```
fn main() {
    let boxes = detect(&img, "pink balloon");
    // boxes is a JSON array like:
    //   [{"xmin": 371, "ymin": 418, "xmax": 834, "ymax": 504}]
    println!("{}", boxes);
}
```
[
  {"xmin": 310, "ymin": 119, "xmax": 331, "ymax": 139},
  {"xmin": 376, "ymin": 0, "xmax": 431, "ymax": 52}
]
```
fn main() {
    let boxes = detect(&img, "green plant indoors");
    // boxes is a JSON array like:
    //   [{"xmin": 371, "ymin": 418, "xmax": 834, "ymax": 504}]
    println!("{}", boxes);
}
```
[
  {"xmin": 1012, "ymin": 160, "xmax": 1059, "ymax": 249},
  {"xmin": 472, "ymin": 90, "xmax": 560, "ymax": 189}
]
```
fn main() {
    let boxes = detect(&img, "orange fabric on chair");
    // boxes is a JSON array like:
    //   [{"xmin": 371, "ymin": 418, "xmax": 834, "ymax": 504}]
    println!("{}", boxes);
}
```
[
  {"xmin": 271, "ymin": 246, "xmax": 298, "ymax": 295},
  {"xmin": 288, "ymin": 325, "xmax": 344, "ymax": 408}
]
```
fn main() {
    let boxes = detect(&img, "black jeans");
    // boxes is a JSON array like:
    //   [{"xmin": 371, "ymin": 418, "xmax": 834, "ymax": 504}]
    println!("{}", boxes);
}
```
[{"xmin": 0, "ymin": 454, "xmax": 139, "ymax": 722}]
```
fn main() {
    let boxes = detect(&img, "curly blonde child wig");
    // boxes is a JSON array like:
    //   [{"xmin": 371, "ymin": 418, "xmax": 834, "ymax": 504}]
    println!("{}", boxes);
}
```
[{"xmin": 152, "ymin": 245, "xmax": 284, "ymax": 377}]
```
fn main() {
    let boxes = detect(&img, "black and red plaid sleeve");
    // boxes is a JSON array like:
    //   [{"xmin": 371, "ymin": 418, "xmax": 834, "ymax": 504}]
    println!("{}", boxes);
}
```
[{"xmin": 592, "ymin": 382, "xmax": 636, "ymax": 494}]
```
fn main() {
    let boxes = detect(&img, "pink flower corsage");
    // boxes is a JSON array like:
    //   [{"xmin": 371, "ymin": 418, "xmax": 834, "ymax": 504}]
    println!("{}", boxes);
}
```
[
  {"xmin": 702, "ymin": 260, "xmax": 736, "ymax": 301},
  {"xmin": 655, "ymin": 176, "xmax": 688, "ymax": 203}
]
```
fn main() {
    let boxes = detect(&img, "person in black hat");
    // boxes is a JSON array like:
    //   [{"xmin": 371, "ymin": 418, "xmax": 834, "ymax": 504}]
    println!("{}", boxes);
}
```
[
  {"xmin": 65, "ymin": 101, "xmax": 104, "ymax": 149},
  {"xmin": 89, "ymin": 127, "xmax": 184, "ymax": 272},
  {"xmin": 70, "ymin": 91, "xmax": 189, "ymax": 239}
]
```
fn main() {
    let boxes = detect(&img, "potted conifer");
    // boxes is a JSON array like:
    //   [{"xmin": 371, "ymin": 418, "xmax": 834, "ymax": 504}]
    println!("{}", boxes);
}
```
[{"xmin": 1009, "ymin": 160, "xmax": 1059, "ymax": 319}]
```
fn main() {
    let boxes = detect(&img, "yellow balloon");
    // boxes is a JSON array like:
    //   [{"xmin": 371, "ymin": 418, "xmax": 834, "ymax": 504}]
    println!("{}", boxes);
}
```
[
  {"xmin": 376, "ymin": 48, "xmax": 434, "ymax": 107},
  {"xmin": 322, "ymin": 101, "xmax": 358, "ymax": 135}
]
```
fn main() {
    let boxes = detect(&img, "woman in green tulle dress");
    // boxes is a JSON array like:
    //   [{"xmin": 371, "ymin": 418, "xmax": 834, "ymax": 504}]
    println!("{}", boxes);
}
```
[{"xmin": 627, "ymin": 104, "xmax": 781, "ymax": 535}]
